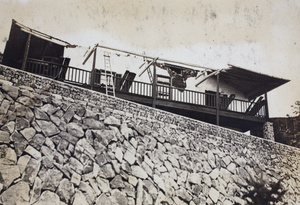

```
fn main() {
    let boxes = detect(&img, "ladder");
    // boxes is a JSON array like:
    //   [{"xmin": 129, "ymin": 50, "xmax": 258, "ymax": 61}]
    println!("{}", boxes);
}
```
[
  {"xmin": 103, "ymin": 53, "xmax": 116, "ymax": 97},
  {"xmin": 147, "ymin": 67, "xmax": 153, "ymax": 83}
]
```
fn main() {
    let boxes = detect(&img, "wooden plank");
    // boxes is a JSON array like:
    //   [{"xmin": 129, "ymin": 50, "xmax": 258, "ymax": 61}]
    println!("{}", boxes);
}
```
[
  {"xmin": 138, "ymin": 62, "xmax": 146, "ymax": 69},
  {"xmin": 21, "ymin": 33, "xmax": 31, "ymax": 70},
  {"xmin": 195, "ymin": 69, "xmax": 221, "ymax": 87},
  {"xmin": 139, "ymin": 61, "xmax": 153, "ymax": 77},
  {"xmin": 153, "ymin": 98, "xmax": 265, "ymax": 123},
  {"xmin": 195, "ymin": 70, "xmax": 207, "ymax": 79},
  {"xmin": 83, "ymin": 45, "xmax": 97, "ymax": 65}
]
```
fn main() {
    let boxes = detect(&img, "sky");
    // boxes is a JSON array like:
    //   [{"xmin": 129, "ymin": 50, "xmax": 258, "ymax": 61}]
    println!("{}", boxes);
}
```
[{"xmin": 0, "ymin": 0, "xmax": 299, "ymax": 117}]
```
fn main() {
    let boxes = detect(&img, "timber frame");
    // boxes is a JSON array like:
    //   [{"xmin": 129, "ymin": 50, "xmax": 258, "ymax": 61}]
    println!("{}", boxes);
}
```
[{"xmin": 1, "ymin": 19, "xmax": 290, "ymax": 134}]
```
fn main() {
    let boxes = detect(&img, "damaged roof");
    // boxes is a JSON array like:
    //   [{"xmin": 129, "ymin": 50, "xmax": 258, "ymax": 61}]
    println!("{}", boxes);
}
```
[
  {"xmin": 218, "ymin": 64, "xmax": 290, "ymax": 100},
  {"xmin": 12, "ymin": 19, "xmax": 76, "ymax": 47}
]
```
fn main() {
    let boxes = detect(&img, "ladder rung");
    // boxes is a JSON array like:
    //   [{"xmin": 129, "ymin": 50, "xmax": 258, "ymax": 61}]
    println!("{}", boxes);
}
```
[{"xmin": 103, "ymin": 54, "xmax": 115, "ymax": 97}]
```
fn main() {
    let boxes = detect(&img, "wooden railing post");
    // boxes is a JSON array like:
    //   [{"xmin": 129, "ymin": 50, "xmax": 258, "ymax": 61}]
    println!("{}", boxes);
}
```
[
  {"xmin": 152, "ymin": 60, "xmax": 157, "ymax": 108},
  {"xmin": 91, "ymin": 48, "xmax": 97, "ymax": 89}
]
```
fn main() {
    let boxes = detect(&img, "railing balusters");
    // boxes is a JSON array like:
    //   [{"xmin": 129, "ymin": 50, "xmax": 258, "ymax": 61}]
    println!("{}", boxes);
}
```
[{"xmin": 22, "ymin": 59, "xmax": 265, "ymax": 118}]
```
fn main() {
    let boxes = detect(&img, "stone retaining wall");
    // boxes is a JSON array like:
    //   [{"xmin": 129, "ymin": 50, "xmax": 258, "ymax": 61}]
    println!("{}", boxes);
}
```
[{"xmin": 0, "ymin": 65, "xmax": 299, "ymax": 204}]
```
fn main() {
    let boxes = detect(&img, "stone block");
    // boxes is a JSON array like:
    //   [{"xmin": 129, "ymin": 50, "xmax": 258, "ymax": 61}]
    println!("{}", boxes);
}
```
[
  {"xmin": 72, "ymin": 190, "xmax": 89, "ymax": 205},
  {"xmin": 34, "ymin": 190, "xmax": 60, "ymax": 205},
  {"xmin": 11, "ymin": 131, "xmax": 28, "ymax": 156},
  {"xmin": 188, "ymin": 173, "xmax": 202, "ymax": 185},
  {"xmin": 29, "ymin": 177, "xmax": 42, "ymax": 204},
  {"xmin": 63, "ymin": 105, "xmax": 76, "ymax": 123},
  {"xmin": 131, "ymin": 165, "xmax": 148, "ymax": 179},
  {"xmin": 40, "ymin": 168, "xmax": 63, "ymax": 192},
  {"xmin": 110, "ymin": 189, "xmax": 128, "ymax": 205},
  {"xmin": 2, "ymin": 84, "xmax": 19, "ymax": 99},
  {"xmin": 95, "ymin": 193, "xmax": 113, "ymax": 205},
  {"xmin": 110, "ymin": 175, "xmax": 125, "ymax": 189},
  {"xmin": 71, "ymin": 172, "xmax": 81, "ymax": 186},
  {"xmin": 79, "ymin": 181, "xmax": 96, "ymax": 204},
  {"xmin": 104, "ymin": 116, "xmax": 121, "ymax": 127},
  {"xmin": 154, "ymin": 174, "xmax": 165, "ymax": 192},
  {"xmin": 24, "ymin": 145, "xmax": 41, "ymax": 159},
  {"xmin": 209, "ymin": 187, "xmax": 220, "ymax": 204},
  {"xmin": 66, "ymin": 122, "xmax": 84, "ymax": 138},
  {"xmin": 0, "ymin": 164, "xmax": 20, "ymax": 188},
  {"xmin": 30, "ymin": 134, "xmax": 46, "ymax": 150},
  {"xmin": 209, "ymin": 168, "xmax": 220, "ymax": 180},
  {"xmin": 0, "ymin": 181, "xmax": 30, "ymax": 205},
  {"xmin": 99, "ymin": 163, "xmax": 115, "ymax": 179},
  {"xmin": 176, "ymin": 187, "xmax": 193, "ymax": 202},
  {"xmin": 128, "ymin": 175, "xmax": 138, "ymax": 187},
  {"xmin": 20, "ymin": 127, "xmax": 36, "ymax": 141},
  {"xmin": 15, "ymin": 117, "xmax": 29, "ymax": 130},
  {"xmin": 96, "ymin": 176, "xmax": 111, "ymax": 193},
  {"xmin": 124, "ymin": 150, "xmax": 136, "ymax": 165},
  {"xmin": 115, "ymin": 147, "xmax": 123, "ymax": 162},
  {"xmin": 57, "ymin": 139, "xmax": 69, "ymax": 154},
  {"xmin": 68, "ymin": 157, "xmax": 84, "ymax": 175},
  {"xmin": 82, "ymin": 117, "xmax": 105, "ymax": 129},
  {"xmin": 17, "ymin": 154, "xmax": 31, "ymax": 174},
  {"xmin": 36, "ymin": 120, "xmax": 60, "ymax": 137},
  {"xmin": 34, "ymin": 107, "xmax": 50, "ymax": 120},
  {"xmin": 0, "ymin": 130, "xmax": 10, "ymax": 144},
  {"xmin": 1, "ymin": 121, "xmax": 15, "ymax": 134},
  {"xmin": 56, "ymin": 178, "xmax": 75, "ymax": 203},
  {"xmin": 0, "ymin": 99, "xmax": 10, "ymax": 115},
  {"xmin": 41, "ymin": 103, "xmax": 59, "ymax": 115}
]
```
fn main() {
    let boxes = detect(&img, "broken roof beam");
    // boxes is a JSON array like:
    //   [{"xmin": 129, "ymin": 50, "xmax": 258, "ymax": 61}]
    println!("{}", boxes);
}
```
[
  {"xmin": 195, "ymin": 69, "xmax": 224, "ymax": 87},
  {"xmin": 195, "ymin": 70, "xmax": 207, "ymax": 80},
  {"xmin": 139, "ymin": 61, "xmax": 154, "ymax": 77},
  {"xmin": 95, "ymin": 44, "xmax": 215, "ymax": 72},
  {"xmin": 82, "ymin": 45, "xmax": 98, "ymax": 65}
]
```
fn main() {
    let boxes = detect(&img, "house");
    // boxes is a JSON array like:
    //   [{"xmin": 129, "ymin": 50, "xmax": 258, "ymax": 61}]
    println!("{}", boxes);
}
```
[
  {"xmin": 2, "ymin": 19, "xmax": 75, "ymax": 80},
  {"xmin": 1, "ymin": 20, "xmax": 290, "ymax": 137}
]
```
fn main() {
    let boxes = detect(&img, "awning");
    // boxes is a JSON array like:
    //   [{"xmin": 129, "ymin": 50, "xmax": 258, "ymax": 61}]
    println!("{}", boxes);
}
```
[{"xmin": 218, "ymin": 64, "xmax": 290, "ymax": 100}]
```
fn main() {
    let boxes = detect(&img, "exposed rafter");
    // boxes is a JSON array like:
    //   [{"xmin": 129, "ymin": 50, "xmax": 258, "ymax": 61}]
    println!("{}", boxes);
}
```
[
  {"xmin": 195, "ymin": 69, "xmax": 225, "ymax": 87},
  {"xmin": 92, "ymin": 44, "xmax": 215, "ymax": 72}
]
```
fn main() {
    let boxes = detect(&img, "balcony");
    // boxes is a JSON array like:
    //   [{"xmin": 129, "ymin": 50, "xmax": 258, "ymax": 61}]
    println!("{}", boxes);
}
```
[{"xmin": 24, "ymin": 58, "xmax": 267, "ymax": 132}]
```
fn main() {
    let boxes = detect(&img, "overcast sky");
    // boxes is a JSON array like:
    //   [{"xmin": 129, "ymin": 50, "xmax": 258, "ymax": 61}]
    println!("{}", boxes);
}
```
[{"xmin": 0, "ymin": 0, "xmax": 299, "ymax": 117}]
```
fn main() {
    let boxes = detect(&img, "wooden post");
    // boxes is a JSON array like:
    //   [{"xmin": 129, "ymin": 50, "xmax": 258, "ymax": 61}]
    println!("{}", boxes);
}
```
[
  {"xmin": 216, "ymin": 73, "xmax": 220, "ymax": 126},
  {"xmin": 21, "ymin": 33, "xmax": 31, "ymax": 70},
  {"xmin": 91, "ymin": 48, "xmax": 97, "ymax": 89},
  {"xmin": 264, "ymin": 87, "xmax": 269, "ymax": 120},
  {"xmin": 152, "ymin": 60, "xmax": 157, "ymax": 108}
]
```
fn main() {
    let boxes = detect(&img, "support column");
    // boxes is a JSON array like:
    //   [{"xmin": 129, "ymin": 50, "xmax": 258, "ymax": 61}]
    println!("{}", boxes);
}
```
[
  {"xmin": 21, "ymin": 33, "xmax": 31, "ymax": 70},
  {"xmin": 91, "ymin": 48, "xmax": 97, "ymax": 90},
  {"xmin": 216, "ymin": 73, "xmax": 220, "ymax": 126},
  {"xmin": 263, "ymin": 122, "xmax": 275, "ymax": 141},
  {"xmin": 264, "ymin": 88, "xmax": 269, "ymax": 120},
  {"xmin": 152, "ymin": 61, "xmax": 157, "ymax": 108}
]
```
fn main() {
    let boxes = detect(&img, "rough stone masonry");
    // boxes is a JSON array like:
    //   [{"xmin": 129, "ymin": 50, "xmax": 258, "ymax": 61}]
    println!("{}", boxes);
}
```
[{"xmin": 0, "ymin": 65, "xmax": 300, "ymax": 204}]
